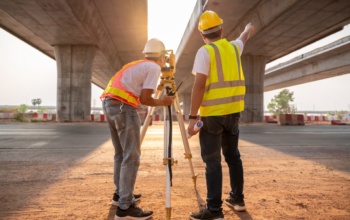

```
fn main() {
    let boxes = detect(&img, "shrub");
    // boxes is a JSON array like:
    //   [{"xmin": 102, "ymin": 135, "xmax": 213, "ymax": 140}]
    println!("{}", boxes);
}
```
[
  {"xmin": 15, "ymin": 113, "xmax": 26, "ymax": 122},
  {"xmin": 0, "ymin": 107, "xmax": 20, "ymax": 113}
]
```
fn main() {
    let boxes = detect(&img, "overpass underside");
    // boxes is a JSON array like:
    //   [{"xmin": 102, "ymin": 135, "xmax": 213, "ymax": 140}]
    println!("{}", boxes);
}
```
[
  {"xmin": 174, "ymin": 0, "xmax": 350, "ymax": 122},
  {"xmin": 0, "ymin": 0, "xmax": 147, "ymax": 122},
  {"xmin": 264, "ymin": 36, "xmax": 350, "ymax": 91}
]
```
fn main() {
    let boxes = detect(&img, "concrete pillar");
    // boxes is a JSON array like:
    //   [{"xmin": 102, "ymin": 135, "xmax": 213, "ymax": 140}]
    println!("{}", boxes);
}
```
[
  {"xmin": 54, "ymin": 45, "xmax": 97, "ymax": 122},
  {"xmin": 241, "ymin": 55, "xmax": 267, "ymax": 123},
  {"xmin": 178, "ymin": 93, "xmax": 191, "ymax": 121}
]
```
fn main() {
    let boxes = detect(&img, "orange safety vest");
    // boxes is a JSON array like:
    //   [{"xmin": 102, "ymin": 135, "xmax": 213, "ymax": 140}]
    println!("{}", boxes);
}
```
[{"xmin": 100, "ymin": 59, "xmax": 156, "ymax": 108}]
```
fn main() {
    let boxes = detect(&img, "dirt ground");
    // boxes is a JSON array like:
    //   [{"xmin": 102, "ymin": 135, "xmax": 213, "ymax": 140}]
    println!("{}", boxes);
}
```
[{"xmin": 1, "ymin": 121, "xmax": 350, "ymax": 220}]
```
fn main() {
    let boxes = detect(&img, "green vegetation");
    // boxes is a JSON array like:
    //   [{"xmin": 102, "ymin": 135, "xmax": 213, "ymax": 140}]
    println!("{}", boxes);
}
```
[
  {"xmin": 30, "ymin": 119, "xmax": 47, "ymax": 122},
  {"xmin": 19, "ymin": 104, "xmax": 28, "ymax": 113},
  {"xmin": 14, "ymin": 113, "xmax": 26, "ymax": 122},
  {"xmin": 0, "ymin": 107, "xmax": 19, "ymax": 113},
  {"xmin": 37, "ymin": 106, "xmax": 47, "ymax": 113},
  {"xmin": 267, "ymin": 89, "xmax": 296, "ymax": 116}
]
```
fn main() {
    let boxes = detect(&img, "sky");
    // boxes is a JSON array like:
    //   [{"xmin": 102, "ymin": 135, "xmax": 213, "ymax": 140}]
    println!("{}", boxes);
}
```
[{"xmin": 0, "ymin": 0, "xmax": 349, "ymax": 112}]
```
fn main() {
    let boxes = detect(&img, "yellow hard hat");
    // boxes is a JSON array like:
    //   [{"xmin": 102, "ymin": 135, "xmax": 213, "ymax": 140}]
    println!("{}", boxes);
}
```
[{"xmin": 198, "ymin": 10, "xmax": 223, "ymax": 32}]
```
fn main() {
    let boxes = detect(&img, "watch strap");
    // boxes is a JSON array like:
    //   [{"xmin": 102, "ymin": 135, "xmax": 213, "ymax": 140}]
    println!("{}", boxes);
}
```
[{"xmin": 189, "ymin": 115, "xmax": 197, "ymax": 120}]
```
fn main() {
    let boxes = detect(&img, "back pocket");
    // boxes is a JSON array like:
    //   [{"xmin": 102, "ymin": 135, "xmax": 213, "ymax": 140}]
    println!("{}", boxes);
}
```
[{"xmin": 107, "ymin": 106, "xmax": 126, "ymax": 131}]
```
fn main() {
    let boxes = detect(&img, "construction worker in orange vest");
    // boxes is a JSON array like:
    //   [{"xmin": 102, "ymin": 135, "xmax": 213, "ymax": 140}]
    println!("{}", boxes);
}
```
[
  {"xmin": 187, "ymin": 11, "xmax": 254, "ymax": 220},
  {"xmin": 101, "ymin": 38, "xmax": 175, "ymax": 220}
]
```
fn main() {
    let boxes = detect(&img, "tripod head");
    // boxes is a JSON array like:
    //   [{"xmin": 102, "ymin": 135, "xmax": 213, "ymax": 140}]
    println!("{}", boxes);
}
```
[{"xmin": 158, "ymin": 50, "xmax": 177, "ymax": 96}]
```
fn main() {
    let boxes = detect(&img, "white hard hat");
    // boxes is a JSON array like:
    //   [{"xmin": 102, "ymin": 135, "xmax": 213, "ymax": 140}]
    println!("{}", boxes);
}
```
[{"xmin": 143, "ymin": 38, "xmax": 167, "ymax": 57}]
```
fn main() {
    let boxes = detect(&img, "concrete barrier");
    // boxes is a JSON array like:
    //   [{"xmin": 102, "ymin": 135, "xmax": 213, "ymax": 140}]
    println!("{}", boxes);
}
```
[
  {"xmin": 265, "ymin": 115, "xmax": 277, "ymax": 123},
  {"xmin": 0, "ymin": 112, "xmax": 56, "ymax": 121},
  {"xmin": 331, "ymin": 120, "xmax": 348, "ymax": 125},
  {"xmin": 93, "ymin": 114, "xmax": 100, "ymax": 122},
  {"xmin": 278, "ymin": 114, "xmax": 305, "ymax": 125},
  {"xmin": 0, "ymin": 113, "xmax": 14, "ymax": 118}
]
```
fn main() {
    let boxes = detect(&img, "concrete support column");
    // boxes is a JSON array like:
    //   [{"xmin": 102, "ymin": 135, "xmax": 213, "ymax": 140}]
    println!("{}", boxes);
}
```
[
  {"xmin": 241, "ymin": 55, "xmax": 267, "ymax": 122},
  {"xmin": 54, "ymin": 45, "xmax": 97, "ymax": 122},
  {"xmin": 178, "ymin": 93, "xmax": 191, "ymax": 121}
]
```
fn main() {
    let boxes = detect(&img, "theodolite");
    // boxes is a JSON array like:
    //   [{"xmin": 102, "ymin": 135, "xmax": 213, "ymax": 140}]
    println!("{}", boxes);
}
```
[{"xmin": 140, "ymin": 50, "xmax": 198, "ymax": 220}]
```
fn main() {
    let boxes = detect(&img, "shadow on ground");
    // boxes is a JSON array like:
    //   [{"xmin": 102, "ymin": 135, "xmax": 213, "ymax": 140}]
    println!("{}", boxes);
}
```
[
  {"xmin": 239, "ymin": 124, "xmax": 350, "ymax": 174},
  {"xmin": 0, "ymin": 123, "xmax": 111, "ymax": 219}
]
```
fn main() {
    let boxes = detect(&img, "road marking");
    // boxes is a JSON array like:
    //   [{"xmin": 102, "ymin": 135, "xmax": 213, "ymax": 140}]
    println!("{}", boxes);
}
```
[
  {"xmin": 0, "ymin": 129, "xmax": 55, "ymax": 131},
  {"xmin": 0, "ymin": 132, "xmax": 58, "ymax": 135},
  {"xmin": 263, "ymin": 131, "xmax": 350, "ymax": 134},
  {"xmin": 29, "ymin": 141, "xmax": 49, "ymax": 148}
]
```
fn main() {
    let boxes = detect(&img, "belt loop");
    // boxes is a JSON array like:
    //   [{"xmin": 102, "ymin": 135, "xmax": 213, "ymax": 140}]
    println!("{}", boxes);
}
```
[{"xmin": 119, "ymin": 102, "xmax": 124, "ymax": 113}]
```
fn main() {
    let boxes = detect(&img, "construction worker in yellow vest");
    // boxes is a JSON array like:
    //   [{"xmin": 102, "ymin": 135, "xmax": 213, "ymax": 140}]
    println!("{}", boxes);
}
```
[
  {"xmin": 187, "ymin": 11, "xmax": 254, "ymax": 220},
  {"xmin": 101, "ymin": 38, "xmax": 175, "ymax": 220}
]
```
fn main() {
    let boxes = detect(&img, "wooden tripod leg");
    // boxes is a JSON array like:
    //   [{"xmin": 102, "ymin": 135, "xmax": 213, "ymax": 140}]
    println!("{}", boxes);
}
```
[
  {"xmin": 173, "ymin": 93, "xmax": 198, "ymax": 188},
  {"xmin": 140, "ymin": 90, "xmax": 162, "ymax": 145}
]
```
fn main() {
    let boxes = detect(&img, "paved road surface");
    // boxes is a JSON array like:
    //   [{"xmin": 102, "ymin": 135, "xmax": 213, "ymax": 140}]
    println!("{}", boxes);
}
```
[
  {"xmin": 1, "ymin": 123, "xmax": 349, "ymax": 172},
  {"xmin": 0, "ymin": 122, "xmax": 349, "ymax": 219}
]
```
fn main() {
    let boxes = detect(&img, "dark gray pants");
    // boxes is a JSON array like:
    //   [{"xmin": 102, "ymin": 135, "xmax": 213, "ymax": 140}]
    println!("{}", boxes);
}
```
[{"xmin": 200, "ymin": 112, "xmax": 244, "ymax": 211}]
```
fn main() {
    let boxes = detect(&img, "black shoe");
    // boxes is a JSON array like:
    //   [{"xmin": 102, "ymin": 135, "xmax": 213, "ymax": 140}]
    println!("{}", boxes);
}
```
[
  {"xmin": 189, "ymin": 205, "xmax": 225, "ymax": 220},
  {"xmin": 112, "ymin": 193, "xmax": 142, "ymax": 206},
  {"xmin": 224, "ymin": 197, "xmax": 246, "ymax": 211},
  {"xmin": 115, "ymin": 204, "xmax": 153, "ymax": 220}
]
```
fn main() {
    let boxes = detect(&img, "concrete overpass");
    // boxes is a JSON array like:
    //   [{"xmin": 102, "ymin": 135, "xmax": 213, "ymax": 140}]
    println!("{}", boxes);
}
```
[
  {"xmin": 175, "ymin": 0, "xmax": 350, "ymax": 122},
  {"xmin": 264, "ymin": 36, "xmax": 350, "ymax": 91},
  {"xmin": 0, "ymin": 0, "xmax": 147, "ymax": 121}
]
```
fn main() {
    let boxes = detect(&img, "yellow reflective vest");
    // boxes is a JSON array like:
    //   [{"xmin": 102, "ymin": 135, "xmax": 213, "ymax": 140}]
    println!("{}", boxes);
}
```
[{"xmin": 200, "ymin": 38, "xmax": 245, "ymax": 117}]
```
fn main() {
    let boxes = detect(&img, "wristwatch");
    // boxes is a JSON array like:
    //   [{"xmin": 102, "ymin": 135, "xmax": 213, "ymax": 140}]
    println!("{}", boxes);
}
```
[{"xmin": 189, "ymin": 115, "xmax": 197, "ymax": 120}]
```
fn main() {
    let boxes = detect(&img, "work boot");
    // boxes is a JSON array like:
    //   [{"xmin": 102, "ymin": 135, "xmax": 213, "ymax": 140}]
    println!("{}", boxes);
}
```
[
  {"xmin": 115, "ymin": 204, "xmax": 153, "ymax": 220},
  {"xmin": 189, "ymin": 204, "xmax": 225, "ymax": 220},
  {"xmin": 224, "ymin": 197, "xmax": 246, "ymax": 211},
  {"xmin": 111, "ymin": 193, "xmax": 142, "ymax": 206}
]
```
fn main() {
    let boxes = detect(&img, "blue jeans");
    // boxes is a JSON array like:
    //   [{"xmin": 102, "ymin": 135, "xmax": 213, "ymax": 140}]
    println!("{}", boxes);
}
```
[
  {"xmin": 199, "ymin": 112, "xmax": 244, "ymax": 211},
  {"xmin": 103, "ymin": 99, "xmax": 141, "ymax": 210}
]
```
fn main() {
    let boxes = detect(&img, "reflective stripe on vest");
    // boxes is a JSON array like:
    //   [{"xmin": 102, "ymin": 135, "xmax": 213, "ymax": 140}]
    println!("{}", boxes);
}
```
[
  {"xmin": 200, "ymin": 39, "xmax": 245, "ymax": 117},
  {"xmin": 100, "ymin": 59, "xmax": 154, "ymax": 108}
]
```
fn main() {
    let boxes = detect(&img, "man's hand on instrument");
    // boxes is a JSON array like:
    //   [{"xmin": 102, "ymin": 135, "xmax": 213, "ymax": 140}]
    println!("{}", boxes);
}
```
[
  {"xmin": 188, "ymin": 119, "xmax": 200, "ymax": 136},
  {"xmin": 162, "ymin": 95, "xmax": 175, "ymax": 106}
]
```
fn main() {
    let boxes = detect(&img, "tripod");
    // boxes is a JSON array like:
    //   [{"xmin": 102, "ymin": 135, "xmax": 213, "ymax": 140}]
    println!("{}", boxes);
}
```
[{"xmin": 140, "ymin": 50, "xmax": 197, "ymax": 220}]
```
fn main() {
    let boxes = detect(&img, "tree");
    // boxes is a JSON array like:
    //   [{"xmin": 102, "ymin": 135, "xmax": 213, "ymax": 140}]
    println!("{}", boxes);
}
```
[
  {"xmin": 291, "ymin": 104, "xmax": 297, "ymax": 114},
  {"xmin": 31, "ymin": 98, "xmax": 42, "ymax": 106},
  {"xmin": 267, "ymin": 89, "xmax": 296, "ymax": 115},
  {"xmin": 37, "ymin": 106, "xmax": 46, "ymax": 113},
  {"xmin": 36, "ymin": 98, "xmax": 42, "ymax": 106},
  {"xmin": 19, "ymin": 104, "xmax": 28, "ymax": 113}
]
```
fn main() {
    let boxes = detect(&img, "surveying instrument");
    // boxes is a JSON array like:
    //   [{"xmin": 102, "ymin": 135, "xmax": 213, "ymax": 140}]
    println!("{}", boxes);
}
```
[{"xmin": 140, "ymin": 50, "xmax": 198, "ymax": 220}]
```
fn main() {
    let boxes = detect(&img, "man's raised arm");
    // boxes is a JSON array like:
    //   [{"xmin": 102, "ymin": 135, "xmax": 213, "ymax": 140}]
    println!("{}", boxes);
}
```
[{"xmin": 236, "ymin": 23, "xmax": 255, "ymax": 45}]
